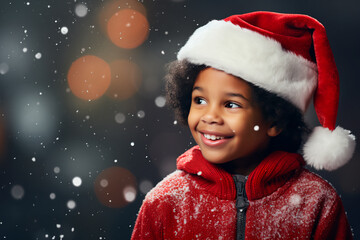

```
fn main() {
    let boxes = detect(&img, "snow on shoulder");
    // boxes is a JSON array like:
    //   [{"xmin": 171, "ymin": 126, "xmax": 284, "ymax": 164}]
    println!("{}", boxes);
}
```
[{"xmin": 145, "ymin": 170, "xmax": 192, "ymax": 204}]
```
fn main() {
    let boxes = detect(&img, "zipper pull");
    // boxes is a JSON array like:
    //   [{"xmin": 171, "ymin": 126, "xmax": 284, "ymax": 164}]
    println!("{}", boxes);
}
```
[{"xmin": 233, "ymin": 175, "xmax": 249, "ymax": 210}]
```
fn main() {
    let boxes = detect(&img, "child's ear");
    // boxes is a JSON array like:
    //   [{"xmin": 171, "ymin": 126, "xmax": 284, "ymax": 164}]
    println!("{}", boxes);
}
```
[{"xmin": 267, "ymin": 125, "xmax": 282, "ymax": 137}]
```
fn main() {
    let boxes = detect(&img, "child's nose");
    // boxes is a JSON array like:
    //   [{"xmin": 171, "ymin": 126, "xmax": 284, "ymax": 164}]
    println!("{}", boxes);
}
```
[{"xmin": 200, "ymin": 106, "xmax": 223, "ymax": 124}]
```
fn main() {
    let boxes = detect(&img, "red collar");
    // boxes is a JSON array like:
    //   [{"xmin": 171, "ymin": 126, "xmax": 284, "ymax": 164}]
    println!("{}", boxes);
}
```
[{"xmin": 177, "ymin": 146, "xmax": 305, "ymax": 201}]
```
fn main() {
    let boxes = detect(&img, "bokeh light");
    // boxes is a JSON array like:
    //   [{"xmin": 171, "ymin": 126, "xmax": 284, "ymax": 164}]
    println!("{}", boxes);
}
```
[
  {"xmin": 155, "ymin": 96, "xmax": 166, "ymax": 107},
  {"xmin": 94, "ymin": 166, "xmax": 137, "ymax": 208},
  {"xmin": 0, "ymin": 33, "xmax": 32, "ymax": 77},
  {"xmin": 11, "ymin": 185, "xmax": 25, "ymax": 200},
  {"xmin": 139, "ymin": 180, "xmax": 153, "ymax": 194},
  {"xmin": 54, "ymin": 140, "xmax": 107, "ymax": 185},
  {"xmin": 123, "ymin": 186, "xmax": 136, "ymax": 202},
  {"xmin": 72, "ymin": 176, "xmax": 82, "ymax": 187},
  {"xmin": 67, "ymin": 55, "xmax": 111, "ymax": 101},
  {"xmin": 60, "ymin": 26, "xmax": 69, "ymax": 35},
  {"xmin": 114, "ymin": 112, "xmax": 126, "ymax": 124},
  {"xmin": 107, "ymin": 9, "xmax": 149, "ymax": 49},
  {"xmin": 8, "ymin": 92, "xmax": 57, "ymax": 150},
  {"xmin": 0, "ymin": 62, "xmax": 9, "ymax": 75},
  {"xmin": 137, "ymin": 110, "xmax": 145, "ymax": 118},
  {"xmin": 98, "ymin": 0, "xmax": 146, "ymax": 35},
  {"xmin": 49, "ymin": 193, "xmax": 56, "ymax": 200},
  {"xmin": 106, "ymin": 60, "xmax": 142, "ymax": 100},
  {"xmin": 75, "ymin": 3, "xmax": 88, "ymax": 18},
  {"xmin": 67, "ymin": 200, "xmax": 76, "ymax": 209},
  {"xmin": 100, "ymin": 179, "xmax": 109, "ymax": 187},
  {"xmin": 35, "ymin": 52, "xmax": 42, "ymax": 59},
  {"xmin": 54, "ymin": 166, "xmax": 60, "ymax": 174}
]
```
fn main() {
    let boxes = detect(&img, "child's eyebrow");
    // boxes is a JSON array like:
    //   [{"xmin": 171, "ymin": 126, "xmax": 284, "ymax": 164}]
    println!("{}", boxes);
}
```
[
  {"xmin": 192, "ymin": 86, "xmax": 250, "ymax": 102},
  {"xmin": 225, "ymin": 92, "xmax": 250, "ymax": 102},
  {"xmin": 192, "ymin": 86, "xmax": 203, "ymax": 92}
]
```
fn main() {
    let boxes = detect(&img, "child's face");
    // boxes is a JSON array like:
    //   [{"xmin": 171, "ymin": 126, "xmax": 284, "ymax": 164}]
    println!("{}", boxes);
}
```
[{"xmin": 188, "ymin": 68, "xmax": 277, "ymax": 171}]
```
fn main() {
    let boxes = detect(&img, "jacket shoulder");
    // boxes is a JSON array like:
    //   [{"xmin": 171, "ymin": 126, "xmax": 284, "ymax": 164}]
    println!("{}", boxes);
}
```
[
  {"xmin": 295, "ymin": 170, "xmax": 353, "ymax": 239},
  {"xmin": 290, "ymin": 169, "xmax": 340, "ymax": 203},
  {"xmin": 144, "ymin": 170, "xmax": 194, "ymax": 204}
]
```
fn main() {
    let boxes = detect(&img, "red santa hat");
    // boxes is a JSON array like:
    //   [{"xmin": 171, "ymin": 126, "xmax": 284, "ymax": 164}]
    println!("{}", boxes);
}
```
[{"xmin": 177, "ymin": 11, "xmax": 356, "ymax": 171}]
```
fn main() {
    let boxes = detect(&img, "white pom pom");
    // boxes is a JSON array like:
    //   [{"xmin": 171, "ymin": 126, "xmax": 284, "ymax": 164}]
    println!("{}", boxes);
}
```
[{"xmin": 303, "ymin": 126, "xmax": 356, "ymax": 171}]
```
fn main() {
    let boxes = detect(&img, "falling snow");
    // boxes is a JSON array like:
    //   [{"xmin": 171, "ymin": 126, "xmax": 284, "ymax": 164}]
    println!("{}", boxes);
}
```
[
  {"xmin": 49, "ymin": 193, "xmax": 56, "ymax": 199},
  {"xmin": 60, "ymin": 26, "xmax": 68, "ymax": 35},
  {"xmin": 140, "ymin": 170, "xmax": 236, "ymax": 239},
  {"xmin": 137, "ymin": 110, "xmax": 145, "ymax": 118},
  {"xmin": 35, "ymin": 52, "xmax": 42, "ymax": 59},
  {"xmin": 72, "ymin": 177, "xmax": 82, "ymax": 187},
  {"xmin": 123, "ymin": 186, "xmax": 137, "ymax": 202},
  {"xmin": 0, "ymin": 1, "xmax": 355, "ymax": 239}
]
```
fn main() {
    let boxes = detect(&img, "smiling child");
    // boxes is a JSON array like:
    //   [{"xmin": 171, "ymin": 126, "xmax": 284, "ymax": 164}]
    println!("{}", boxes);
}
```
[
  {"xmin": 131, "ymin": 11, "xmax": 355, "ymax": 240},
  {"xmin": 188, "ymin": 68, "xmax": 280, "ymax": 176}
]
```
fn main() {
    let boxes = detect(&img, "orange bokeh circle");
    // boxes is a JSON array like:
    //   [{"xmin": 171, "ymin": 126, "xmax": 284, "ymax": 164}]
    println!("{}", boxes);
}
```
[
  {"xmin": 107, "ymin": 9, "xmax": 149, "ymax": 49},
  {"xmin": 99, "ymin": 0, "xmax": 146, "ymax": 28},
  {"xmin": 107, "ymin": 60, "xmax": 142, "ymax": 100},
  {"xmin": 67, "ymin": 55, "xmax": 111, "ymax": 101},
  {"xmin": 94, "ymin": 167, "xmax": 137, "ymax": 208}
]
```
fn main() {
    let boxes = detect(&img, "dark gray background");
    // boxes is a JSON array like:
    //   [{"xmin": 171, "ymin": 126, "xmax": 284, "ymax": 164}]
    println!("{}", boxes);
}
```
[{"xmin": 0, "ymin": 0, "xmax": 359, "ymax": 239}]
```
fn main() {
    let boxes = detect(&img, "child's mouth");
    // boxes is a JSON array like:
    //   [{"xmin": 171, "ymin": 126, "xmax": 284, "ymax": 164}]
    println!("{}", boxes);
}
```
[
  {"xmin": 200, "ymin": 132, "xmax": 233, "ymax": 147},
  {"xmin": 203, "ymin": 134, "xmax": 225, "ymax": 141}
]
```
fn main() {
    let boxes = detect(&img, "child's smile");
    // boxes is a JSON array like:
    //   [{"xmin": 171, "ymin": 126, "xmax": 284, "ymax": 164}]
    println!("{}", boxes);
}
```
[
  {"xmin": 188, "ymin": 68, "xmax": 279, "ymax": 174},
  {"xmin": 200, "ymin": 130, "xmax": 233, "ymax": 147}
]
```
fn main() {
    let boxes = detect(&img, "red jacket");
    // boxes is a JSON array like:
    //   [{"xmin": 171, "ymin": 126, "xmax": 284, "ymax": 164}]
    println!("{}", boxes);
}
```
[{"xmin": 132, "ymin": 146, "xmax": 353, "ymax": 239}]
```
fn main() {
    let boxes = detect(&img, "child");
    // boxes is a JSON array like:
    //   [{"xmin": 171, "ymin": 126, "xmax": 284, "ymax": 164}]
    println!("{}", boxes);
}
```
[{"xmin": 131, "ymin": 11, "xmax": 356, "ymax": 239}]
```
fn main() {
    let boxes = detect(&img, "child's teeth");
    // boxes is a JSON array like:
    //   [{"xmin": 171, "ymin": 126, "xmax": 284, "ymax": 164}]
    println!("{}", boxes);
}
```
[{"xmin": 204, "ymin": 134, "xmax": 224, "ymax": 140}]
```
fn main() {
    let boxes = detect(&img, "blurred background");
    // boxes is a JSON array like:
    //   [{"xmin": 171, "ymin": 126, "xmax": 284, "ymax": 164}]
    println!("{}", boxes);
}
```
[{"xmin": 0, "ymin": 0, "xmax": 359, "ymax": 239}]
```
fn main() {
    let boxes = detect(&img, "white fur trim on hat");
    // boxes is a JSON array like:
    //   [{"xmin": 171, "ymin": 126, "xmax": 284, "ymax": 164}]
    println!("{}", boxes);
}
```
[
  {"xmin": 177, "ymin": 20, "xmax": 318, "ymax": 112},
  {"xmin": 303, "ymin": 126, "xmax": 356, "ymax": 171}
]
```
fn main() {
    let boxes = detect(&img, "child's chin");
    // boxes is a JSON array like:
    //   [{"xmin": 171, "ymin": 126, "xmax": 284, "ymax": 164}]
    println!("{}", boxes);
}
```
[{"xmin": 202, "ymin": 152, "xmax": 231, "ymax": 165}]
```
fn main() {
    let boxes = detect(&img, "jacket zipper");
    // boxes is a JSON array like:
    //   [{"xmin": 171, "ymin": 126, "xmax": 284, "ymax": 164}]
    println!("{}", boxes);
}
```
[{"xmin": 233, "ymin": 175, "xmax": 249, "ymax": 240}]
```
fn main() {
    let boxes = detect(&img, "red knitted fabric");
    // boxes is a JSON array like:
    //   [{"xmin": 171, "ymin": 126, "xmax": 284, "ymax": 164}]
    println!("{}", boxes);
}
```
[
  {"xmin": 246, "ymin": 151, "xmax": 305, "ymax": 201},
  {"xmin": 177, "ymin": 146, "xmax": 305, "ymax": 201},
  {"xmin": 131, "ymin": 146, "xmax": 353, "ymax": 239},
  {"xmin": 176, "ymin": 146, "xmax": 236, "ymax": 200}
]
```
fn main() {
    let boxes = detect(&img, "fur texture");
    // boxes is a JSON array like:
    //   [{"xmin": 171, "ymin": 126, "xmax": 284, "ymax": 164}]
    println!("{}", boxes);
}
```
[
  {"xmin": 177, "ymin": 20, "xmax": 318, "ymax": 112},
  {"xmin": 303, "ymin": 126, "xmax": 356, "ymax": 171}
]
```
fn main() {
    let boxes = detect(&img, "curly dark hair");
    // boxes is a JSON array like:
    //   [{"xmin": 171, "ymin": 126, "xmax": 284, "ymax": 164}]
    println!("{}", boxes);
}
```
[{"xmin": 165, "ymin": 60, "xmax": 309, "ymax": 153}]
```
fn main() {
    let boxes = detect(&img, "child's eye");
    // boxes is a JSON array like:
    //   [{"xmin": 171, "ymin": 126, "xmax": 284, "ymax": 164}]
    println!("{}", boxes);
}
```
[
  {"xmin": 194, "ymin": 97, "xmax": 206, "ymax": 105},
  {"xmin": 225, "ymin": 102, "xmax": 241, "ymax": 108}
]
